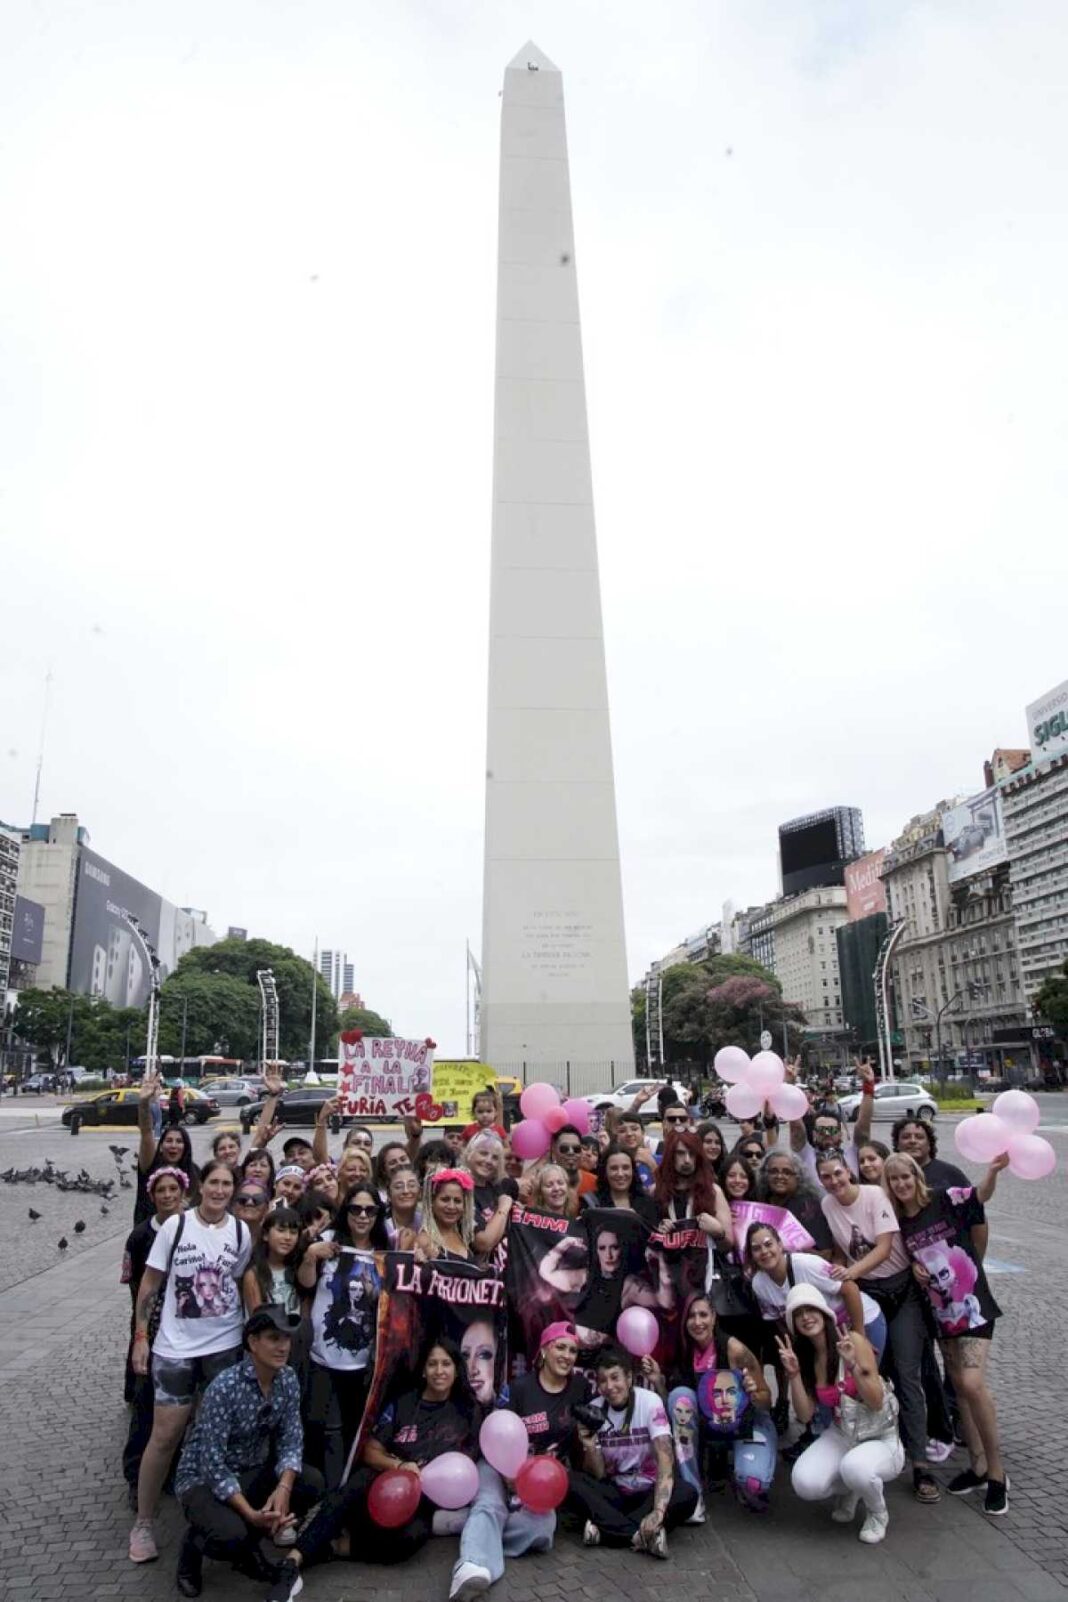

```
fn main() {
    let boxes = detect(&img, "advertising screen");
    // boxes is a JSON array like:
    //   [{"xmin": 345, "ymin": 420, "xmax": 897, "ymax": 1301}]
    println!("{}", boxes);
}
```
[
  {"xmin": 845, "ymin": 850, "xmax": 887, "ymax": 921},
  {"xmin": 1027, "ymin": 678, "xmax": 1068, "ymax": 763},
  {"xmin": 12, "ymin": 896, "xmax": 45, "ymax": 965},
  {"xmin": 941, "ymin": 789, "xmax": 1007, "ymax": 884},
  {"xmin": 68, "ymin": 847, "xmax": 163, "ymax": 1007}
]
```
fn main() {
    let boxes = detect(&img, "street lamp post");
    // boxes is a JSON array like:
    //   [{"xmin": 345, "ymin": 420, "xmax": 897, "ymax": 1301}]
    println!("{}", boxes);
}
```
[{"xmin": 119, "ymin": 912, "xmax": 162, "ymax": 1080}]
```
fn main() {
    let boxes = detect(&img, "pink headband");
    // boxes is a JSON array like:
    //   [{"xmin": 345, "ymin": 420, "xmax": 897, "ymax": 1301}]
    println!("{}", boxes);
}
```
[
  {"xmin": 431, "ymin": 1168, "xmax": 474, "ymax": 1192},
  {"xmin": 147, "ymin": 1166, "xmax": 189, "ymax": 1194}
]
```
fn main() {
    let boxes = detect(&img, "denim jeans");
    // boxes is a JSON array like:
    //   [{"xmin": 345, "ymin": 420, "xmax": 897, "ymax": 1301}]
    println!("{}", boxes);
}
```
[
  {"xmin": 860, "ymin": 1270, "xmax": 928, "ymax": 1463},
  {"xmin": 456, "ymin": 1461, "xmax": 555, "ymax": 1583}
]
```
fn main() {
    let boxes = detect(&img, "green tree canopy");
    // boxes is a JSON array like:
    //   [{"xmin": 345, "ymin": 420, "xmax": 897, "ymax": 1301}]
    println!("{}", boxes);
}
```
[
  {"xmin": 1034, "ymin": 960, "xmax": 1068, "ymax": 1041},
  {"xmin": 337, "ymin": 1005, "xmax": 393, "ymax": 1040},
  {"xmin": 11, "ymin": 989, "xmax": 147, "ymax": 1072},
  {"xmin": 634, "ymin": 955, "xmax": 806, "ymax": 1067},
  {"xmin": 174, "ymin": 938, "xmax": 338, "ymax": 1060},
  {"xmin": 158, "ymin": 970, "xmax": 262, "ymax": 1061}
]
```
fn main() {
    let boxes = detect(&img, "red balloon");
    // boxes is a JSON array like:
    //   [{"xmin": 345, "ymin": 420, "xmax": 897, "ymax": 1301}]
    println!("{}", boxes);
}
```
[
  {"xmin": 368, "ymin": 1468, "xmax": 422, "ymax": 1528},
  {"xmin": 515, "ymin": 1454, "xmax": 568, "ymax": 1514}
]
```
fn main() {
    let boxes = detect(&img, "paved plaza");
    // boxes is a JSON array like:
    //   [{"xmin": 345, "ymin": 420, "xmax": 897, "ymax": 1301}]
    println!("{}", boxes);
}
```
[{"xmin": 1, "ymin": 1106, "xmax": 1066, "ymax": 1602}]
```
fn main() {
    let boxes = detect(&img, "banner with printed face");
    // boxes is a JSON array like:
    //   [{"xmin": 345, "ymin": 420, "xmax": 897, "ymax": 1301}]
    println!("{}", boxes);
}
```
[
  {"xmin": 337, "ymin": 1035, "xmax": 435, "ymax": 1119},
  {"xmin": 505, "ymin": 1205, "xmax": 708, "ymax": 1375},
  {"xmin": 353, "ymin": 1253, "xmax": 508, "ymax": 1464},
  {"xmin": 729, "ymin": 1200, "xmax": 815, "ymax": 1260}
]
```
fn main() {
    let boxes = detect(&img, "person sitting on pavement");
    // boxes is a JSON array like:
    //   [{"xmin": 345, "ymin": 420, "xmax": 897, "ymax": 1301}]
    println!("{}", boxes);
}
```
[
  {"xmin": 566, "ymin": 1344, "xmax": 698, "ymax": 1556},
  {"xmin": 781, "ymin": 1284, "xmax": 905, "ymax": 1545},
  {"xmin": 449, "ymin": 1321, "xmax": 587, "ymax": 1601},
  {"xmin": 174, "ymin": 1304, "xmax": 322, "ymax": 1597}
]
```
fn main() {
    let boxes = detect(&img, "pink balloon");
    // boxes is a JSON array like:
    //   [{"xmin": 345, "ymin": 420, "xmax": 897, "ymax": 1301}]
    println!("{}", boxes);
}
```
[
  {"xmin": 480, "ymin": 1410, "xmax": 530, "ymax": 1480},
  {"xmin": 714, "ymin": 1046, "xmax": 751, "ymax": 1084},
  {"xmin": 954, "ymin": 1113, "xmax": 1010, "ymax": 1164},
  {"xmin": 510, "ymin": 1119, "xmax": 551, "ymax": 1161},
  {"xmin": 1006, "ymin": 1131, "xmax": 1057, "ymax": 1181},
  {"xmin": 543, "ymin": 1106, "xmax": 569, "ymax": 1134},
  {"xmin": 562, "ymin": 1098, "xmax": 591, "ymax": 1134},
  {"xmin": 520, "ymin": 1081, "xmax": 560, "ymax": 1121},
  {"xmin": 419, "ymin": 1451, "xmax": 480, "ymax": 1509},
  {"xmin": 748, "ymin": 1056, "xmax": 785, "ymax": 1096},
  {"xmin": 991, "ymin": 1089, "xmax": 1041, "ymax": 1135},
  {"xmin": 725, "ymin": 1082, "xmax": 764, "ymax": 1121},
  {"xmin": 769, "ymin": 1082, "xmax": 808, "ymax": 1121},
  {"xmin": 616, "ymin": 1306, "xmax": 659, "ymax": 1358}
]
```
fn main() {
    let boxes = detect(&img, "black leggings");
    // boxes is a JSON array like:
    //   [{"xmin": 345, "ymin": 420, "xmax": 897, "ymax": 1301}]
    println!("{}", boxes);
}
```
[
  {"xmin": 304, "ymin": 1363, "xmax": 370, "ymax": 1489},
  {"xmin": 180, "ymin": 1465, "xmax": 323, "ymax": 1573},
  {"xmin": 296, "ymin": 1467, "xmax": 433, "ymax": 1567}
]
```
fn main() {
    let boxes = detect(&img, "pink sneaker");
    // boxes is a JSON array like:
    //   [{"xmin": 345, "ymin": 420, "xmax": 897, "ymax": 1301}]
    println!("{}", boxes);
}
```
[{"xmin": 129, "ymin": 1520, "xmax": 159, "ymax": 1563}]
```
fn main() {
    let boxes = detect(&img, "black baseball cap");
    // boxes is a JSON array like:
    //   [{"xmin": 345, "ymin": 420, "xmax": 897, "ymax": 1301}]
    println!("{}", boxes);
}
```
[
  {"xmin": 244, "ymin": 1304, "xmax": 301, "ymax": 1340},
  {"xmin": 282, "ymin": 1136, "xmax": 313, "ymax": 1156}
]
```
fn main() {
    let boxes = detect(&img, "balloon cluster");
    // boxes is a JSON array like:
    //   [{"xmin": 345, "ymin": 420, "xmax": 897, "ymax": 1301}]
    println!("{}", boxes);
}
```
[
  {"xmin": 954, "ymin": 1090, "xmax": 1056, "ymax": 1181},
  {"xmin": 479, "ymin": 1413, "xmax": 568, "ymax": 1510},
  {"xmin": 509, "ymin": 1081, "xmax": 593, "ymax": 1161},
  {"xmin": 713, "ymin": 1048, "xmax": 809, "ymax": 1123}
]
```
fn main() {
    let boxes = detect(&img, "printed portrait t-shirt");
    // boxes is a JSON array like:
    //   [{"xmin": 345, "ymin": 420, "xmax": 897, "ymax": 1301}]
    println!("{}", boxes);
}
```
[
  {"xmin": 372, "ymin": 1393, "xmax": 477, "ymax": 1464},
  {"xmin": 147, "ymin": 1211, "xmax": 251, "ymax": 1360},
  {"xmin": 820, "ymin": 1184, "xmax": 908, "ymax": 1278},
  {"xmin": 508, "ymin": 1371, "xmax": 589, "ymax": 1459},
  {"xmin": 592, "ymin": 1384, "xmax": 670, "ymax": 1493},
  {"xmin": 309, "ymin": 1235, "xmax": 381, "ymax": 1372},
  {"xmin": 898, "ymin": 1187, "xmax": 1001, "ymax": 1338}
]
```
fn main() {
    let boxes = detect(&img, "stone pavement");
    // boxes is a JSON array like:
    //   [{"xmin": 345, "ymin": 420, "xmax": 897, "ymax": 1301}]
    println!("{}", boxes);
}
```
[{"xmin": 1, "ymin": 1118, "xmax": 1066, "ymax": 1602}]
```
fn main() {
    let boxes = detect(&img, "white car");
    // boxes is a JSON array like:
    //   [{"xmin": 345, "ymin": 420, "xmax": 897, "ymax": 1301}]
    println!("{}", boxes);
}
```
[
  {"xmin": 837, "ymin": 1081, "xmax": 938, "ymax": 1124},
  {"xmin": 577, "ymin": 1078, "xmax": 693, "ymax": 1118}
]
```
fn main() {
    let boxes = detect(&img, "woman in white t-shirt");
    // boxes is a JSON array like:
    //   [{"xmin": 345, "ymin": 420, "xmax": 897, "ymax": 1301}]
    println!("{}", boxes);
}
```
[
  {"xmin": 743, "ymin": 1222, "xmax": 887, "ymax": 1358},
  {"xmin": 128, "ymin": 1159, "xmax": 252, "ymax": 1564},
  {"xmin": 298, "ymin": 1181, "xmax": 388, "ymax": 1487},
  {"xmin": 815, "ymin": 1154, "xmax": 940, "ymax": 1505}
]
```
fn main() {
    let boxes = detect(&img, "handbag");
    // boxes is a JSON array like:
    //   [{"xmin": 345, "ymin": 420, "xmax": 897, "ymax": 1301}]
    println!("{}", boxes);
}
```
[
  {"xmin": 706, "ymin": 1247, "xmax": 757, "ymax": 1321},
  {"xmin": 837, "ymin": 1375, "xmax": 900, "ymax": 1446}
]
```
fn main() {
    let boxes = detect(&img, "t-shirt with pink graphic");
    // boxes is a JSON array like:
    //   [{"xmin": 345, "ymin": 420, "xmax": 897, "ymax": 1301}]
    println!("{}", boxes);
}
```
[
  {"xmin": 592, "ymin": 1385, "xmax": 670, "ymax": 1493},
  {"xmin": 820, "ymin": 1184, "xmax": 908, "ymax": 1278}
]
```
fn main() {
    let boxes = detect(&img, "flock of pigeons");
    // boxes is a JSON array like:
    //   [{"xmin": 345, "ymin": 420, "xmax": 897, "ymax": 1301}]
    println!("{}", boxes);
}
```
[{"xmin": 1, "ymin": 1144, "xmax": 135, "ymax": 1252}]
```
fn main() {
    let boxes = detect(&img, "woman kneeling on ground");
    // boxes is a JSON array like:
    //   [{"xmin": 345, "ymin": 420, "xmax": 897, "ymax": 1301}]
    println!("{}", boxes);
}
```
[{"xmin": 782, "ymin": 1284, "xmax": 904, "ymax": 1545}]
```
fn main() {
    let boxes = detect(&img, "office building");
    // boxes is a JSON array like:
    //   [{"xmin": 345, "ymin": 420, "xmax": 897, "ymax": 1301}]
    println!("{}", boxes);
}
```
[
  {"xmin": 749, "ymin": 886, "xmax": 850, "ymax": 1047},
  {"xmin": 1003, "ymin": 679, "xmax": 1068, "ymax": 1000},
  {"xmin": 779, "ymin": 807, "xmax": 864, "ymax": 898},
  {"xmin": 0, "ymin": 825, "xmax": 19, "ymax": 995},
  {"xmin": 319, "ymin": 949, "xmax": 354, "ymax": 1001},
  {"xmin": 13, "ymin": 813, "xmax": 217, "ymax": 1007}
]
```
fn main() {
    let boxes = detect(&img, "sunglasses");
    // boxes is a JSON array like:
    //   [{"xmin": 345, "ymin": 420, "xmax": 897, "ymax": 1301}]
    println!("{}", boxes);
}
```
[
  {"xmin": 347, "ymin": 1203, "xmax": 378, "ymax": 1217},
  {"xmin": 664, "ymin": 1116, "xmax": 689, "ymax": 1126},
  {"xmin": 556, "ymin": 1144, "xmax": 581, "ymax": 1155},
  {"xmin": 235, "ymin": 1193, "xmax": 265, "ymax": 1205},
  {"xmin": 815, "ymin": 1126, "xmax": 840, "ymax": 1137}
]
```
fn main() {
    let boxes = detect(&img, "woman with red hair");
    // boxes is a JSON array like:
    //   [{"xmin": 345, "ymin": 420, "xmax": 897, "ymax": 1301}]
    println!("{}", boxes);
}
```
[{"xmin": 653, "ymin": 1130, "xmax": 733, "ymax": 1246}]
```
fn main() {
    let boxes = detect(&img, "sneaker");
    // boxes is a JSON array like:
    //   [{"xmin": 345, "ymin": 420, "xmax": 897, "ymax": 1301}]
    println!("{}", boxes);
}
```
[
  {"xmin": 450, "ymin": 1563, "xmax": 492, "ymax": 1601},
  {"xmin": 273, "ymin": 1523, "xmax": 297, "ymax": 1547},
  {"xmin": 265, "ymin": 1559, "xmax": 303, "ymax": 1602},
  {"xmin": 984, "ymin": 1479, "xmax": 1009, "ymax": 1517},
  {"xmin": 685, "ymin": 1495, "xmax": 706, "ymax": 1526},
  {"xmin": 947, "ymin": 1467, "xmax": 988, "ymax": 1496},
  {"xmin": 583, "ymin": 1520, "xmax": 601, "ymax": 1547},
  {"xmin": 926, "ymin": 1438, "xmax": 954, "ymax": 1463},
  {"xmin": 859, "ymin": 1508, "xmax": 889, "ymax": 1545},
  {"xmin": 128, "ymin": 1520, "xmax": 158, "ymax": 1564},
  {"xmin": 176, "ymin": 1530, "xmax": 203, "ymax": 1598},
  {"xmin": 831, "ymin": 1492, "xmax": 859, "ymax": 1524},
  {"xmin": 735, "ymin": 1476, "xmax": 769, "ymax": 1514},
  {"xmin": 645, "ymin": 1527, "xmax": 669, "ymax": 1559}
]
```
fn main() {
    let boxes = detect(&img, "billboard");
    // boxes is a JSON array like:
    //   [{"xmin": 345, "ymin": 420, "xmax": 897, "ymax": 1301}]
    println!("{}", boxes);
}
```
[
  {"xmin": 68, "ymin": 847, "xmax": 163, "ymax": 1007},
  {"xmin": 779, "ymin": 807, "xmax": 863, "ymax": 897},
  {"xmin": 845, "ymin": 849, "xmax": 887, "ymax": 921},
  {"xmin": 941, "ymin": 788, "xmax": 1007, "ymax": 884},
  {"xmin": 12, "ymin": 896, "xmax": 45, "ymax": 965},
  {"xmin": 227, "ymin": 926, "xmax": 248, "ymax": 941},
  {"xmin": 1027, "ymin": 678, "xmax": 1068, "ymax": 763}
]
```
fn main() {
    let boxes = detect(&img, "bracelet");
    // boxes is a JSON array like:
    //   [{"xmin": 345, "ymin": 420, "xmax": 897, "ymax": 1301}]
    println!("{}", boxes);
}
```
[
  {"xmin": 862, "ymin": 1084, "xmax": 874, "ymax": 1096},
  {"xmin": 133, "ymin": 1331, "xmax": 148, "ymax": 1343}
]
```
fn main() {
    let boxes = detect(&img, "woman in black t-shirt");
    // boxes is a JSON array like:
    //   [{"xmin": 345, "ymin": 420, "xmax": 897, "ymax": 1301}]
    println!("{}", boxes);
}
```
[
  {"xmin": 884, "ymin": 1152, "xmax": 1008, "ymax": 1516},
  {"xmin": 291, "ymin": 1338, "xmax": 481, "ymax": 1572}
]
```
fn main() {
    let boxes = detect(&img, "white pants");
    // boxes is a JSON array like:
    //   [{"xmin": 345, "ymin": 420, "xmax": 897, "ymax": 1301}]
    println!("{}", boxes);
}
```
[{"xmin": 791, "ymin": 1424, "xmax": 905, "ymax": 1515}]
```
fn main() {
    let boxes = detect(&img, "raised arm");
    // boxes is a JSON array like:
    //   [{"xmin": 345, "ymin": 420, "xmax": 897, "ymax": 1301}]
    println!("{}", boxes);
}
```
[
  {"xmin": 776, "ymin": 1332, "xmax": 814, "ymax": 1424},
  {"xmin": 851, "ymin": 1058, "xmax": 876, "ymax": 1145},
  {"xmin": 836, "ymin": 1330, "xmax": 884, "ymax": 1412},
  {"xmin": 976, "ymin": 1152, "xmax": 1009, "ymax": 1205},
  {"xmin": 252, "ymin": 1067, "xmax": 287, "ymax": 1153},
  {"xmin": 310, "ymin": 1093, "xmax": 337, "ymax": 1166},
  {"xmin": 137, "ymin": 1072, "xmax": 161, "ymax": 1172}
]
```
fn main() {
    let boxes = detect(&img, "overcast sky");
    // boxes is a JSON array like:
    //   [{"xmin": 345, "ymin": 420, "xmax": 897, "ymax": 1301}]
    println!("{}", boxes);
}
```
[{"xmin": 2, "ymin": 1, "xmax": 1064, "ymax": 1053}]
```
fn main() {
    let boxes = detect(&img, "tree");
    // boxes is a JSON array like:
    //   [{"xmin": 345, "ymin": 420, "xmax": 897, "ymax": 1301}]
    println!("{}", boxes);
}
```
[
  {"xmin": 158, "ymin": 971, "xmax": 262, "ymax": 1062},
  {"xmin": 1034, "ymin": 960, "xmax": 1068, "ymax": 1042},
  {"xmin": 639, "ymin": 955, "xmax": 807, "ymax": 1067},
  {"xmin": 10, "ymin": 990, "xmax": 147, "ymax": 1072},
  {"xmin": 12, "ymin": 989, "xmax": 79, "ymax": 1066},
  {"xmin": 336, "ymin": 1005, "xmax": 393, "ymax": 1041},
  {"xmin": 175, "ymin": 938, "xmax": 338, "ymax": 1060}
]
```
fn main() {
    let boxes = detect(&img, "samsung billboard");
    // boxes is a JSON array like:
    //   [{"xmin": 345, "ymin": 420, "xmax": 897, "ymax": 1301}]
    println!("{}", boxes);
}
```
[
  {"xmin": 941, "ymin": 788, "xmax": 1007, "ymax": 884},
  {"xmin": 68, "ymin": 847, "xmax": 163, "ymax": 1008}
]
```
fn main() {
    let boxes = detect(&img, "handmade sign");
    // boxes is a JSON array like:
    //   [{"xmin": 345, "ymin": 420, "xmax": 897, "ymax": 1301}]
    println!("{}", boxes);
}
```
[
  {"xmin": 423, "ymin": 1060, "xmax": 498, "ymax": 1125},
  {"xmin": 338, "ymin": 1033, "xmax": 435, "ymax": 1118}
]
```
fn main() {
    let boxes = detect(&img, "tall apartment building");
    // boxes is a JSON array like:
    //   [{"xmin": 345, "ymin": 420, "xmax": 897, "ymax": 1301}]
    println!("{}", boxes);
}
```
[
  {"xmin": 749, "ymin": 886, "xmax": 850, "ymax": 1044},
  {"xmin": 0, "ymin": 825, "xmax": 19, "ymax": 994},
  {"xmin": 1003, "ymin": 749, "xmax": 1068, "ymax": 999},
  {"xmin": 319, "ymin": 949, "xmax": 354, "ymax": 1001}
]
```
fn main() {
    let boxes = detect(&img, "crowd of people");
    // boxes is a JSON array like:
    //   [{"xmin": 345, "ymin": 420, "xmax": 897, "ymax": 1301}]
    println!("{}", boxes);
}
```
[{"xmin": 120, "ymin": 1064, "xmax": 1010, "ymax": 1602}]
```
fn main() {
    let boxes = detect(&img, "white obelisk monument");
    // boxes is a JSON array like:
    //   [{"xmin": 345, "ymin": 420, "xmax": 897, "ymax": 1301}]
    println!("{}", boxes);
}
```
[{"xmin": 480, "ymin": 43, "xmax": 634, "ymax": 1077}]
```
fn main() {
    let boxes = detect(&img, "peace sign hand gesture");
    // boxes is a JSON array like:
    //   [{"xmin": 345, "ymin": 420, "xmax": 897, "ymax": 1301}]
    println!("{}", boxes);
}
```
[
  {"xmin": 836, "ymin": 1334, "xmax": 858, "ymax": 1372},
  {"xmin": 775, "ymin": 1333, "xmax": 800, "ymax": 1378}
]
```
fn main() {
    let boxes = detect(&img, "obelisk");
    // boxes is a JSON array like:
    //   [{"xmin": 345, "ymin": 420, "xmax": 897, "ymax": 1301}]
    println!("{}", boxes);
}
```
[{"xmin": 480, "ymin": 43, "xmax": 635, "ymax": 1078}]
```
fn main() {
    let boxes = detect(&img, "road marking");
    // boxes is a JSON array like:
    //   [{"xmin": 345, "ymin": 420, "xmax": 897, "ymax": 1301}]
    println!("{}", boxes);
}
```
[{"xmin": 983, "ymin": 1257, "xmax": 1026, "ymax": 1275}]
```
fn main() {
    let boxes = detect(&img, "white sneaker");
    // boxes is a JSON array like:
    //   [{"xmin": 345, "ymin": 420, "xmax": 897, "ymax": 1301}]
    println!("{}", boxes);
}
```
[
  {"xmin": 450, "ymin": 1563, "xmax": 492, "ymax": 1601},
  {"xmin": 273, "ymin": 1524, "xmax": 297, "ymax": 1547},
  {"xmin": 926, "ymin": 1438, "xmax": 954, "ymax": 1463},
  {"xmin": 583, "ymin": 1520, "xmax": 601, "ymax": 1547},
  {"xmin": 128, "ymin": 1520, "xmax": 158, "ymax": 1564},
  {"xmin": 645, "ymin": 1527, "xmax": 669, "ymax": 1559},
  {"xmin": 685, "ymin": 1496, "xmax": 706, "ymax": 1525},
  {"xmin": 831, "ymin": 1492, "xmax": 859, "ymax": 1524},
  {"xmin": 859, "ymin": 1507, "xmax": 889, "ymax": 1545}
]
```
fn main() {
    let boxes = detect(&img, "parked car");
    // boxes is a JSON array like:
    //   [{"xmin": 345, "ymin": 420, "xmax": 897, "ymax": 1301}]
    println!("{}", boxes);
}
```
[
  {"xmin": 576, "ymin": 1078, "xmax": 694, "ymax": 1120},
  {"xmin": 61, "ymin": 1086, "xmax": 221, "ymax": 1127},
  {"xmin": 21, "ymin": 1074, "xmax": 56, "ymax": 1094},
  {"xmin": 239, "ymin": 1085, "xmax": 341, "ymax": 1131},
  {"xmin": 837, "ymin": 1081, "xmax": 938, "ymax": 1123},
  {"xmin": 201, "ymin": 1076, "xmax": 267, "ymax": 1107}
]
